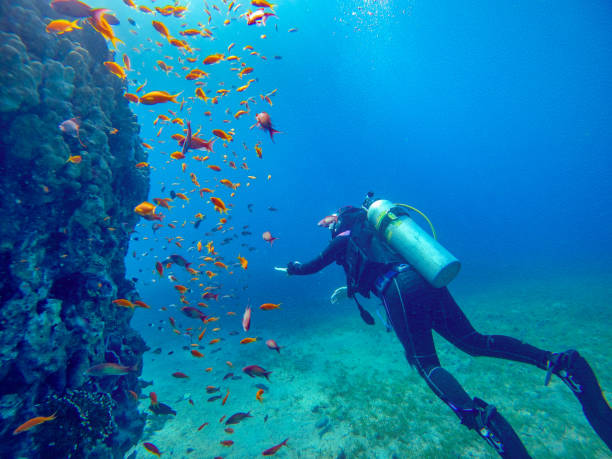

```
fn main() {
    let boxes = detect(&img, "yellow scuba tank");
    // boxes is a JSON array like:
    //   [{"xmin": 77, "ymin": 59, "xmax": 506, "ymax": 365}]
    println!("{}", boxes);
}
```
[{"xmin": 366, "ymin": 198, "xmax": 461, "ymax": 288}]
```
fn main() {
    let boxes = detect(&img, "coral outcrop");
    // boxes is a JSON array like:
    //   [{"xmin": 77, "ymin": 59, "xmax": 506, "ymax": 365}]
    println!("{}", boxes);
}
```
[{"xmin": 0, "ymin": 0, "xmax": 149, "ymax": 457}]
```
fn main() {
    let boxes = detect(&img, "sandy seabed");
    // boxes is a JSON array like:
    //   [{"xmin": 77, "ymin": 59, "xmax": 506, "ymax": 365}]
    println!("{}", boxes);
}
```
[{"xmin": 127, "ymin": 272, "xmax": 612, "ymax": 459}]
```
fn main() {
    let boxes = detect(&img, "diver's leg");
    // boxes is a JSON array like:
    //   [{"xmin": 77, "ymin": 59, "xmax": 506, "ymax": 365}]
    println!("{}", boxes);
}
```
[
  {"xmin": 545, "ymin": 350, "xmax": 612, "ymax": 451},
  {"xmin": 431, "ymin": 287, "xmax": 550, "ymax": 367},
  {"xmin": 382, "ymin": 278, "xmax": 531, "ymax": 458},
  {"xmin": 433, "ymin": 288, "xmax": 612, "ymax": 451}
]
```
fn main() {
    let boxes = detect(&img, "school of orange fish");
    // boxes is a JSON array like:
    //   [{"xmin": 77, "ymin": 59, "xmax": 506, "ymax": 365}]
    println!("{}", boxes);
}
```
[{"xmin": 17, "ymin": 0, "xmax": 299, "ymax": 456}]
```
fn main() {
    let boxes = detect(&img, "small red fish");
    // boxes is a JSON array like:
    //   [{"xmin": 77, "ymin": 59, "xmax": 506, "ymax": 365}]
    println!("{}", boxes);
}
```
[
  {"xmin": 262, "ymin": 438, "xmax": 288, "ymax": 456},
  {"xmin": 172, "ymin": 371, "xmax": 189, "ymax": 378},
  {"xmin": 155, "ymin": 261, "xmax": 163, "ymax": 276},
  {"xmin": 220, "ymin": 440, "xmax": 234, "ymax": 446}
]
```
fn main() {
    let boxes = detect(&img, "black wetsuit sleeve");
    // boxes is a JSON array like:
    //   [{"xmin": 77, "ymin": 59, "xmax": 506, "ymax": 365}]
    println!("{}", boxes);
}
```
[{"xmin": 287, "ymin": 236, "xmax": 348, "ymax": 275}]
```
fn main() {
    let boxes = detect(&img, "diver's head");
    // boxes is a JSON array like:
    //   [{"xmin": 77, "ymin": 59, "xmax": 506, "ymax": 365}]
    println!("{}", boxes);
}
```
[{"xmin": 318, "ymin": 205, "xmax": 361, "ymax": 237}]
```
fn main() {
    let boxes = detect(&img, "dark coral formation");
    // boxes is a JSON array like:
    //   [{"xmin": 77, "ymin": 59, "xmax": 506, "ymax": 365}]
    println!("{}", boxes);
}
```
[{"xmin": 0, "ymin": 0, "xmax": 149, "ymax": 456}]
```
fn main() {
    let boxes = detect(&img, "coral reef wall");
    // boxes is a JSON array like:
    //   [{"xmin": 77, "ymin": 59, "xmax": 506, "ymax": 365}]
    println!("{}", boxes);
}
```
[{"xmin": 0, "ymin": 0, "xmax": 149, "ymax": 457}]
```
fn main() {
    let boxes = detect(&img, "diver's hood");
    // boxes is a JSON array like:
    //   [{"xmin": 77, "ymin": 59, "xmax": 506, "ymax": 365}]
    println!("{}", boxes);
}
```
[{"xmin": 331, "ymin": 206, "xmax": 365, "ymax": 238}]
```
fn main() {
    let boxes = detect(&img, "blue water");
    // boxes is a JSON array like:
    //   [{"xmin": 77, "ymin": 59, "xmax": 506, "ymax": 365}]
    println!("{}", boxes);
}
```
[
  {"xmin": 115, "ymin": 1, "xmax": 612, "ymax": 455},
  {"xmin": 122, "ymin": 0, "xmax": 612, "ymax": 307}
]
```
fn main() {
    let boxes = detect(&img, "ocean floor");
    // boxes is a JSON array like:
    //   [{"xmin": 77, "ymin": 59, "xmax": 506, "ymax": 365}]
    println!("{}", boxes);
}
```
[{"xmin": 127, "ymin": 272, "xmax": 612, "ymax": 458}]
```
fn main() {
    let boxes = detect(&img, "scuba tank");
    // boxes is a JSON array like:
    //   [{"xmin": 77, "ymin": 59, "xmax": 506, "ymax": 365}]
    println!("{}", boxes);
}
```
[{"xmin": 365, "ymin": 196, "xmax": 461, "ymax": 288}]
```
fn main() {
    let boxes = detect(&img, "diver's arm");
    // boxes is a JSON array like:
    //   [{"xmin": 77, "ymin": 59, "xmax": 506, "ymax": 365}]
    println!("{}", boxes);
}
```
[{"xmin": 287, "ymin": 236, "xmax": 347, "ymax": 275}]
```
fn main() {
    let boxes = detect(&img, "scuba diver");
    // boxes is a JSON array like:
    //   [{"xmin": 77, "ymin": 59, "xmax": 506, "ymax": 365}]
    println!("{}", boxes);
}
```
[{"xmin": 278, "ymin": 192, "xmax": 612, "ymax": 458}]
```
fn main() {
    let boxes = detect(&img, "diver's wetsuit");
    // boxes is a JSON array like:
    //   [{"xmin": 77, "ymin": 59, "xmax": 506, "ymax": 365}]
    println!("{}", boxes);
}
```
[{"xmin": 287, "ymin": 209, "xmax": 612, "ymax": 458}]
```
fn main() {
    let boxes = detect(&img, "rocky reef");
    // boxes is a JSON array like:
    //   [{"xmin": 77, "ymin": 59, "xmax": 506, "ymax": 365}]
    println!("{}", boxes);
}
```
[{"xmin": 0, "ymin": 0, "xmax": 149, "ymax": 457}]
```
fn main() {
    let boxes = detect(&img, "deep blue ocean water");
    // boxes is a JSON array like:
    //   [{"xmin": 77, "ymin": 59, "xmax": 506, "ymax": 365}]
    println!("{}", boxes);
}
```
[{"xmin": 121, "ymin": 0, "xmax": 612, "ymax": 313}]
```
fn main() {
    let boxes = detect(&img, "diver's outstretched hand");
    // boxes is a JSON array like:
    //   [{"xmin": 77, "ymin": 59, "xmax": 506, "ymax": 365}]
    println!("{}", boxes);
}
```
[
  {"xmin": 274, "ymin": 267, "xmax": 288, "ymax": 273},
  {"xmin": 330, "ymin": 286, "xmax": 348, "ymax": 304}
]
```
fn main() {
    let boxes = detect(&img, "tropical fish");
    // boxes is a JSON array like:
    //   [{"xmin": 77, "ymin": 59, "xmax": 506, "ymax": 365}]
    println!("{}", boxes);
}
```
[
  {"xmin": 262, "ymin": 231, "xmax": 278, "ymax": 245},
  {"xmin": 149, "ymin": 402, "xmax": 176, "ymax": 415},
  {"xmin": 266, "ymin": 339, "xmax": 281, "ymax": 352},
  {"xmin": 242, "ymin": 305, "xmax": 251, "ymax": 331},
  {"xmin": 139, "ymin": 91, "xmax": 181, "ymax": 105},
  {"xmin": 181, "ymin": 306, "xmax": 207, "ymax": 321},
  {"xmin": 210, "ymin": 197, "xmax": 228, "ymax": 214},
  {"xmin": 246, "ymin": 8, "xmax": 276, "ymax": 26},
  {"xmin": 260, "ymin": 303, "xmax": 281, "ymax": 310},
  {"xmin": 143, "ymin": 442, "xmax": 161, "ymax": 456},
  {"xmin": 86, "ymin": 362, "xmax": 137, "ymax": 376},
  {"xmin": 45, "ymin": 19, "xmax": 82, "ymax": 34},
  {"xmin": 203, "ymin": 53, "xmax": 225, "ymax": 65},
  {"xmin": 168, "ymin": 254, "xmax": 191, "ymax": 267},
  {"xmin": 103, "ymin": 61, "xmax": 126, "ymax": 79},
  {"xmin": 256, "ymin": 388, "xmax": 264, "ymax": 402},
  {"xmin": 191, "ymin": 349, "xmax": 204, "ymax": 358},
  {"xmin": 112, "ymin": 298, "xmax": 135, "ymax": 308},
  {"xmin": 262, "ymin": 438, "xmax": 289, "ymax": 456},
  {"xmin": 240, "ymin": 337, "xmax": 257, "ymax": 344},
  {"xmin": 220, "ymin": 440, "xmax": 234, "ymax": 446},
  {"xmin": 237, "ymin": 255, "xmax": 248, "ymax": 269},
  {"xmin": 225, "ymin": 411, "xmax": 252, "ymax": 425},
  {"xmin": 172, "ymin": 372, "xmax": 189, "ymax": 378},
  {"xmin": 254, "ymin": 112, "xmax": 281, "ymax": 142},
  {"xmin": 152, "ymin": 20, "xmax": 172, "ymax": 41},
  {"xmin": 12, "ymin": 413, "xmax": 57, "ymax": 435},
  {"xmin": 58, "ymin": 117, "xmax": 86, "ymax": 147},
  {"xmin": 134, "ymin": 202, "xmax": 156, "ymax": 216},
  {"xmin": 242, "ymin": 364, "xmax": 271, "ymax": 380}
]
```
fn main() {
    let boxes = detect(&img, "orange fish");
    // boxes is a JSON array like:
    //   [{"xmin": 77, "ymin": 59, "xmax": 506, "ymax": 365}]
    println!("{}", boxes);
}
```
[
  {"xmin": 13, "ymin": 413, "xmax": 57, "ymax": 435},
  {"xmin": 46, "ymin": 19, "xmax": 82, "ymax": 34},
  {"xmin": 112, "ymin": 298, "xmax": 134, "ymax": 308},
  {"xmin": 240, "ymin": 337, "xmax": 257, "ymax": 344},
  {"xmin": 133, "ymin": 300, "xmax": 151, "ymax": 309},
  {"xmin": 175, "ymin": 192, "xmax": 189, "ymax": 202},
  {"xmin": 134, "ymin": 201, "xmax": 156, "ymax": 216},
  {"xmin": 152, "ymin": 20, "xmax": 172, "ymax": 41},
  {"xmin": 209, "ymin": 338, "xmax": 220, "ymax": 344},
  {"xmin": 174, "ymin": 285, "xmax": 189, "ymax": 294},
  {"xmin": 212, "ymin": 129, "xmax": 233, "ymax": 142},
  {"xmin": 125, "ymin": 93, "xmax": 139, "ymax": 103},
  {"xmin": 191, "ymin": 349, "xmax": 204, "ymax": 358},
  {"xmin": 66, "ymin": 155, "xmax": 82, "ymax": 164},
  {"xmin": 256, "ymin": 388, "xmax": 264, "ymax": 402},
  {"xmin": 139, "ymin": 91, "xmax": 181, "ymax": 105},
  {"xmin": 222, "ymin": 389, "xmax": 229, "ymax": 405},
  {"xmin": 210, "ymin": 197, "xmax": 227, "ymax": 214},
  {"xmin": 260, "ymin": 303, "xmax": 281, "ymax": 310},
  {"xmin": 214, "ymin": 261, "xmax": 227, "ymax": 269},
  {"xmin": 203, "ymin": 53, "xmax": 225, "ymax": 65},
  {"xmin": 208, "ymin": 165, "xmax": 221, "ymax": 172},
  {"xmin": 103, "ymin": 61, "xmax": 126, "ymax": 79}
]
